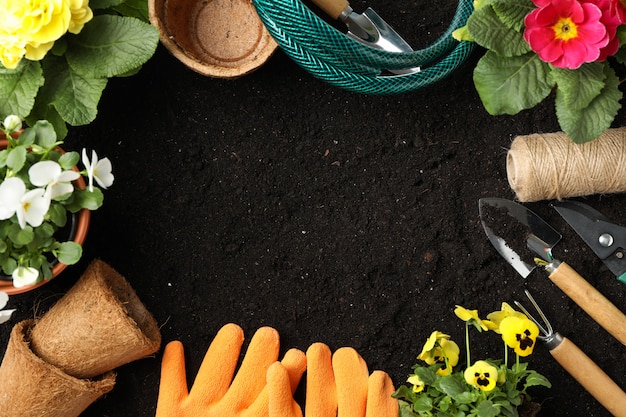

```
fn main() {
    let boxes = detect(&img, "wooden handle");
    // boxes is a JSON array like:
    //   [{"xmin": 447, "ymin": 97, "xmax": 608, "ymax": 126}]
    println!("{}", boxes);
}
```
[
  {"xmin": 551, "ymin": 337, "xmax": 626, "ymax": 417},
  {"xmin": 549, "ymin": 262, "xmax": 626, "ymax": 346},
  {"xmin": 310, "ymin": 0, "xmax": 349, "ymax": 20}
]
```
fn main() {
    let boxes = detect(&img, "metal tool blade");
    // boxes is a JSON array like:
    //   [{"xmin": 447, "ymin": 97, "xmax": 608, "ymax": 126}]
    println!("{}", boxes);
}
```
[
  {"xmin": 553, "ymin": 200, "xmax": 626, "ymax": 279},
  {"xmin": 478, "ymin": 198, "xmax": 562, "ymax": 278}
]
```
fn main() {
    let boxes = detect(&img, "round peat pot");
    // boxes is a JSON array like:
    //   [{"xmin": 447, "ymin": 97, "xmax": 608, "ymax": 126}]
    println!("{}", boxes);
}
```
[{"xmin": 148, "ymin": 0, "xmax": 278, "ymax": 78}]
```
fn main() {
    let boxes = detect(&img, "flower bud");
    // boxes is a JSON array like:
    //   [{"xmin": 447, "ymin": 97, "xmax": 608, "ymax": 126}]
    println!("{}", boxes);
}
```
[{"xmin": 3, "ymin": 115, "xmax": 22, "ymax": 132}]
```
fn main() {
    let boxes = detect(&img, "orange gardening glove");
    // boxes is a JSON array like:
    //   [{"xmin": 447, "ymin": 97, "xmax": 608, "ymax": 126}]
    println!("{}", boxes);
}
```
[
  {"xmin": 305, "ymin": 343, "xmax": 399, "ymax": 417},
  {"xmin": 156, "ymin": 323, "xmax": 305, "ymax": 417}
]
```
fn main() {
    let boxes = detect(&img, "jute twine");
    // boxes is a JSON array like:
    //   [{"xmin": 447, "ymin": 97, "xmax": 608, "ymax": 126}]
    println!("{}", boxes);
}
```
[
  {"xmin": 507, "ymin": 127, "xmax": 626, "ymax": 202},
  {"xmin": 0, "ymin": 320, "xmax": 116, "ymax": 417},
  {"xmin": 29, "ymin": 259, "xmax": 162, "ymax": 379}
]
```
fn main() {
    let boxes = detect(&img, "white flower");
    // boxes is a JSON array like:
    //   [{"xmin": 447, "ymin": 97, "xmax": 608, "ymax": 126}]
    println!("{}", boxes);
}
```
[
  {"xmin": 29, "ymin": 160, "xmax": 80, "ymax": 199},
  {"xmin": 0, "ymin": 177, "xmax": 50, "ymax": 229},
  {"xmin": 82, "ymin": 149, "xmax": 114, "ymax": 192},
  {"xmin": 12, "ymin": 266, "xmax": 39, "ymax": 288},
  {"xmin": 0, "ymin": 291, "xmax": 16, "ymax": 324},
  {"xmin": 2, "ymin": 115, "xmax": 22, "ymax": 132}
]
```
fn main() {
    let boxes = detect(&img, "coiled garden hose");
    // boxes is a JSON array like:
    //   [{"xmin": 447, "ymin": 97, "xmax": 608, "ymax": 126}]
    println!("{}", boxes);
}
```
[{"xmin": 252, "ymin": 0, "xmax": 475, "ymax": 95}]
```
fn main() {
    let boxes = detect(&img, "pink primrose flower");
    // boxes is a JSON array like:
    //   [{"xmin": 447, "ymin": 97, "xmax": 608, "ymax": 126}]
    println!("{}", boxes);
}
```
[
  {"xmin": 584, "ymin": 0, "xmax": 623, "ymax": 60},
  {"xmin": 524, "ymin": 0, "xmax": 610, "ymax": 69}
]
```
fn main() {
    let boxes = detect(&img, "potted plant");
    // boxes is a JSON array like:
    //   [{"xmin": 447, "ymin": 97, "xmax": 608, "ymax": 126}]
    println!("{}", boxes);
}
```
[
  {"xmin": 393, "ymin": 303, "xmax": 551, "ymax": 417},
  {"xmin": 0, "ymin": 0, "xmax": 159, "ymax": 138},
  {"xmin": 453, "ymin": 0, "xmax": 626, "ymax": 144},
  {"xmin": 0, "ymin": 115, "xmax": 113, "ymax": 294}
]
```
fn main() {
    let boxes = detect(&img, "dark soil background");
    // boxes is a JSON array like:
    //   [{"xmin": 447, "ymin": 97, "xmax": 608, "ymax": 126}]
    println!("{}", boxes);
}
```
[{"xmin": 2, "ymin": 1, "xmax": 626, "ymax": 416}]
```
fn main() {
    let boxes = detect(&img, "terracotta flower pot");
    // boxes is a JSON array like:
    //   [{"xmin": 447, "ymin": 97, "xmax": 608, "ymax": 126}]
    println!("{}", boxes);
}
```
[{"xmin": 0, "ymin": 137, "xmax": 91, "ymax": 295}]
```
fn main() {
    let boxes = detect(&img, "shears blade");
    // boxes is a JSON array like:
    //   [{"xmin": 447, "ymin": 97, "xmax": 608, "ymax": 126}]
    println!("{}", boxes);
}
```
[{"xmin": 552, "ymin": 200, "xmax": 626, "ymax": 284}]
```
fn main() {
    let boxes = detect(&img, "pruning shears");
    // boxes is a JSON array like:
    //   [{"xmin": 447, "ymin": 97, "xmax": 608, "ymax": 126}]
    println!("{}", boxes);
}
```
[{"xmin": 553, "ymin": 200, "xmax": 626, "ymax": 285}]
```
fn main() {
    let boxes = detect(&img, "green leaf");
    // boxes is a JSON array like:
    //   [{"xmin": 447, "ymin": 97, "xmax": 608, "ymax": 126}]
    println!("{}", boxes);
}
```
[
  {"xmin": 0, "ymin": 60, "xmax": 45, "ymax": 119},
  {"xmin": 30, "ymin": 119, "xmax": 58, "ymax": 148},
  {"xmin": 556, "ymin": 65, "xmax": 622, "ymax": 144},
  {"xmin": 71, "ymin": 187, "xmax": 104, "ymax": 211},
  {"xmin": 48, "ymin": 203, "xmax": 68, "ymax": 227},
  {"xmin": 523, "ymin": 371, "xmax": 552, "ymax": 389},
  {"xmin": 65, "ymin": 15, "xmax": 159, "ymax": 78},
  {"xmin": 474, "ymin": 51, "xmax": 554, "ymax": 115},
  {"xmin": 41, "ymin": 56, "xmax": 108, "ymax": 126},
  {"xmin": 8, "ymin": 224, "xmax": 34, "ymax": 246},
  {"xmin": 412, "ymin": 395, "xmax": 434, "ymax": 413},
  {"xmin": 0, "ymin": 240, "xmax": 7, "ymax": 254},
  {"xmin": 56, "ymin": 241, "xmax": 82, "ymax": 265},
  {"xmin": 476, "ymin": 400, "xmax": 499, "ymax": 417},
  {"xmin": 6, "ymin": 146, "xmax": 27, "ymax": 172},
  {"xmin": 26, "ymin": 97, "xmax": 70, "ymax": 140},
  {"xmin": 437, "ymin": 375, "xmax": 468, "ymax": 397},
  {"xmin": 551, "ymin": 63, "xmax": 606, "ymax": 110},
  {"xmin": 467, "ymin": 6, "xmax": 530, "ymax": 57},
  {"xmin": 113, "ymin": 0, "xmax": 150, "ymax": 22},
  {"xmin": 492, "ymin": 0, "xmax": 535, "ymax": 32},
  {"xmin": 58, "ymin": 151, "xmax": 80, "ymax": 170},
  {"xmin": 398, "ymin": 400, "xmax": 420, "ymax": 417},
  {"xmin": 1, "ymin": 257, "xmax": 17, "ymax": 275}
]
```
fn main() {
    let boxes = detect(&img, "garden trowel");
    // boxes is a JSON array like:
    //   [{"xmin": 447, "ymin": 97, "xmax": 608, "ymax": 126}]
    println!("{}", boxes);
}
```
[
  {"xmin": 309, "ymin": 0, "xmax": 420, "ymax": 74},
  {"xmin": 478, "ymin": 197, "xmax": 626, "ymax": 347}
]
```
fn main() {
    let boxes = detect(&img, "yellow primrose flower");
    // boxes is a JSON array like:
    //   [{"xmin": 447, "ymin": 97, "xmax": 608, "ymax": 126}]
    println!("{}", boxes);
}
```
[
  {"xmin": 417, "ymin": 331, "xmax": 460, "ymax": 375},
  {"xmin": 68, "ymin": 0, "xmax": 93, "ymax": 34},
  {"xmin": 407, "ymin": 374, "xmax": 425, "ymax": 393},
  {"xmin": 464, "ymin": 360, "xmax": 498, "ymax": 391},
  {"xmin": 486, "ymin": 302, "xmax": 528, "ymax": 334},
  {"xmin": 500, "ymin": 316, "xmax": 540, "ymax": 357},
  {"xmin": 0, "ymin": 35, "xmax": 26, "ymax": 69},
  {"xmin": 454, "ymin": 305, "xmax": 489, "ymax": 331}
]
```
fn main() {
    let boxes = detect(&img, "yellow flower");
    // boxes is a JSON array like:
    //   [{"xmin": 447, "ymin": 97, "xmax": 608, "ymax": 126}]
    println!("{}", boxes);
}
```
[
  {"xmin": 464, "ymin": 360, "xmax": 498, "ymax": 391},
  {"xmin": 407, "ymin": 374, "xmax": 425, "ymax": 393},
  {"xmin": 0, "ymin": 35, "xmax": 26, "ymax": 69},
  {"xmin": 0, "ymin": 0, "xmax": 92, "ymax": 67},
  {"xmin": 455, "ymin": 305, "xmax": 489, "ymax": 331},
  {"xmin": 68, "ymin": 0, "xmax": 93, "ymax": 34},
  {"xmin": 417, "ymin": 331, "xmax": 460, "ymax": 375},
  {"xmin": 486, "ymin": 302, "xmax": 528, "ymax": 334},
  {"xmin": 500, "ymin": 316, "xmax": 540, "ymax": 357}
]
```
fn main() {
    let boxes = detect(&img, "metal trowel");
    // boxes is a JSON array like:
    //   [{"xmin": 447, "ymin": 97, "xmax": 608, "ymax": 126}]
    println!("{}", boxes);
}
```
[
  {"xmin": 478, "ymin": 197, "xmax": 626, "ymax": 347},
  {"xmin": 310, "ymin": 0, "xmax": 420, "ymax": 73}
]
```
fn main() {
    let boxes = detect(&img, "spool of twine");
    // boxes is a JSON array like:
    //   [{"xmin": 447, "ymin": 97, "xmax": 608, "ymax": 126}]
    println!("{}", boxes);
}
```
[
  {"xmin": 0, "ymin": 320, "xmax": 116, "ymax": 417},
  {"xmin": 507, "ymin": 127, "xmax": 626, "ymax": 202},
  {"xmin": 29, "ymin": 259, "xmax": 161, "ymax": 379}
]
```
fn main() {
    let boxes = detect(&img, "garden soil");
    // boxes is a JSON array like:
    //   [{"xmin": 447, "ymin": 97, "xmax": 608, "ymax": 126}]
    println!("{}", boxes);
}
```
[{"xmin": 2, "ymin": 1, "xmax": 626, "ymax": 416}]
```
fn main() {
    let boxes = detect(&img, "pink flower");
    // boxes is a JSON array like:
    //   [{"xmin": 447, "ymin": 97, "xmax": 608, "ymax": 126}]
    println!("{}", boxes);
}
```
[
  {"xmin": 524, "ymin": 0, "xmax": 610, "ymax": 69},
  {"xmin": 585, "ymin": 0, "xmax": 623, "ymax": 60}
]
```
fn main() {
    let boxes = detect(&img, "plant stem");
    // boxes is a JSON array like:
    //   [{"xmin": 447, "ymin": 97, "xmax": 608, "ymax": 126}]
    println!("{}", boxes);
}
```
[{"xmin": 465, "ymin": 322, "xmax": 471, "ymax": 366}]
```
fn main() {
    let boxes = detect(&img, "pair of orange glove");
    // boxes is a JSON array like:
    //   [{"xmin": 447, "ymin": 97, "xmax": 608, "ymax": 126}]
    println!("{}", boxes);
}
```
[{"xmin": 155, "ymin": 323, "xmax": 398, "ymax": 417}]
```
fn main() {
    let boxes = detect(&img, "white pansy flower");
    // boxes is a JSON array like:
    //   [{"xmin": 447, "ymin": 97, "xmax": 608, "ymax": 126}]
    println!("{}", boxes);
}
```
[
  {"xmin": 0, "ymin": 291, "xmax": 16, "ymax": 324},
  {"xmin": 0, "ymin": 177, "xmax": 24, "ymax": 220},
  {"xmin": 82, "ymin": 149, "xmax": 114, "ymax": 192},
  {"xmin": 29, "ymin": 160, "xmax": 80, "ymax": 199},
  {"xmin": 0, "ymin": 176, "xmax": 50, "ymax": 229},
  {"xmin": 12, "ymin": 266, "xmax": 39, "ymax": 288}
]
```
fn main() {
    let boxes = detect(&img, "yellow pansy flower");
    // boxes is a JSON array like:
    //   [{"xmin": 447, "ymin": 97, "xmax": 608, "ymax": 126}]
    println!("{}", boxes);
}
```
[
  {"xmin": 500, "ymin": 316, "xmax": 540, "ymax": 357},
  {"xmin": 417, "ymin": 331, "xmax": 460, "ymax": 375},
  {"xmin": 464, "ymin": 360, "xmax": 498, "ymax": 391},
  {"xmin": 455, "ymin": 305, "xmax": 489, "ymax": 331},
  {"xmin": 407, "ymin": 374, "xmax": 425, "ymax": 393},
  {"xmin": 486, "ymin": 302, "xmax": 528, "ymax": 334}
]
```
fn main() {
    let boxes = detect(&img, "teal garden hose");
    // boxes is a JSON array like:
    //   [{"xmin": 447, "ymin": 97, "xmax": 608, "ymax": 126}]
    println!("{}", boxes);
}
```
[{"xmin": 252, "ymin": 0, "xmax": 475, "ymax": 94}]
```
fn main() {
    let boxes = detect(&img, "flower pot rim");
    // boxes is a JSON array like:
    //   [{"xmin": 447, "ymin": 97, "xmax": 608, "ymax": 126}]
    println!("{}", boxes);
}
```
[{"xmin": 0, "ymin": 138, "xmax": 92, "ymax": 295}]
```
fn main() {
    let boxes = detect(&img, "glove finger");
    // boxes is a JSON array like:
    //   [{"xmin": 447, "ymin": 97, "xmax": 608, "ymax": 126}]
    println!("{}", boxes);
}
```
[
  {"xmin": 267, "ymin": 361, "xmax": 303, "ymax": 417},
  {"xmin": 221, "ymin": 326, "xmax": 281, "ymax": 409},
  {"xmin": 243, "ymin": 348, "xmax": 307, "ymax": 417},
  {"xmin": 305, "ymin": 343, "xmax": 337, "ymax": 417},
  {"xmin": 156, "ymin": 341, "xmax": 189, "ymax": 417},
  {"xmin": 365, "ymin": 371, "xmax": 399, "ymax": 417},
  {"xmin": 188, "ymin": 323, "xmax": 245, "ymax": 405},
  {"xmin": 332, "ymin": 347, "xmax": 369, "ymax": 417}
]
